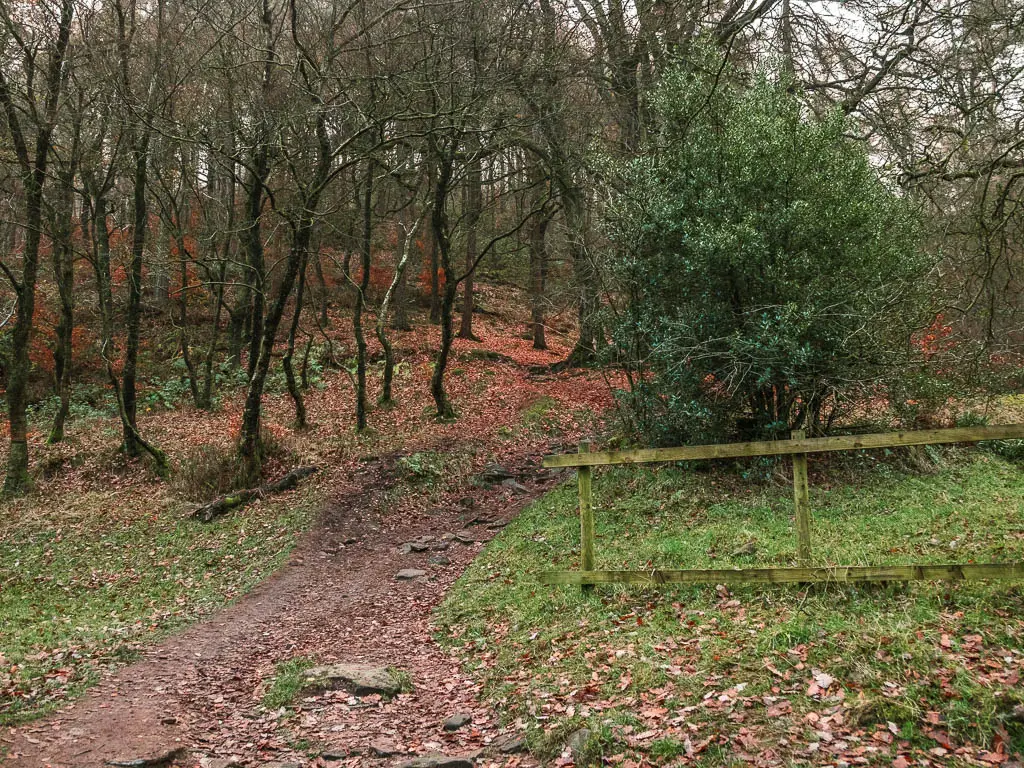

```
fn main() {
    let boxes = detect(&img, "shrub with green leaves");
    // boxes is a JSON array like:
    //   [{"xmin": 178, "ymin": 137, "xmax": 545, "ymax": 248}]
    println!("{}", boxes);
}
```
[{"xmin": 607, "ymin": 64, "xmax": 929, "ymax": 444}]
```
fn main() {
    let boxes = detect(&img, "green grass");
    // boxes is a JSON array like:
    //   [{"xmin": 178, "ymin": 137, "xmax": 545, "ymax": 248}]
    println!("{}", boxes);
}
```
[
  {"xmin": 262, "ymin": 657, "xmax": 316, "ymax": 709},
  {"xmin": 435, "ymin": 451, "xmax": 1024, "ymax": 764},
  {"xmin": 388, "ymin": 666, "xmax": 414, "ymax": 694},
  {"xmin": 0, "ymin": 488, "xmax": 318, "ymax": 725},
  {"xmin": 261, "ymin": 660, "xmax": 410, "ymax": 712},
  {"xmin": 521, "ymin": 396, "xmax": 559, "ymax": 430},
  {"xmin": 396, "ymin": 451, "xmax": 450, "ymax": 484},
  {"xmin": 395, "ymin": 449, "xmax": 474, "ymax": 503}
]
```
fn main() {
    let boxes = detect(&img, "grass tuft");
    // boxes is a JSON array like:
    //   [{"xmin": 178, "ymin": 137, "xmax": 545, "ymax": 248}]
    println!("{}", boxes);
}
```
[
  {"xmin": 521, "ymin": 395, "xmax": 559, "ymax": 431},
  {"xmin": 387, "ymin": 666, "xmax": 414, "ymax": 694},
  {"xmin": 262, "ymin": 657, "xmax": 316, "ymax": 709}
]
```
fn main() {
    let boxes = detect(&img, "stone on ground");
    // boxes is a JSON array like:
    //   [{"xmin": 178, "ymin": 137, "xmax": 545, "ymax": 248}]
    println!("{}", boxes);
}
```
[
  {"xmin": 501, "ymin": 478, "xmax": 530, "ymax": 494},
  {"xmin": 478, "ymin": 464, "xmax": 516, "ymax": 485},
  {"xmin": 369, "ymin": 740, "xmax": 401, "ymax": 757},
  {"xmin": 400, "ymin": 535, "xmax": 436, "ymax": 554},
  {"xmin": 301, "ymin": 663, "xmax": 408, "ymax": 698},
  {"xmin": 490, "ymin": 733, "xmax": 526, "ymax": 754},
  {"xmin": 442, "ymin": 713, "xmax": 472, "ymax": 731},
  {"xmin": 397, "ymin": 757, "xmax": 474, "ymax": 768},
  {"xmin": 395, "ymin": 568, "xmax": 427, "ymax": 580},
  {"xmin": 105, "ymin": 748, "xmax": 188, "ymax": 767}
]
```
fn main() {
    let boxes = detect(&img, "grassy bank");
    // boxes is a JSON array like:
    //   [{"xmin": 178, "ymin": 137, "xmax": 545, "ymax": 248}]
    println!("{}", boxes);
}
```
[
  {"xmin": 0, "ymin": 485, "xmax": 318, "ymax": 725},
  {"xmin": 435, "ymin": 450, "xmax": 1024, "ymax": 765}
]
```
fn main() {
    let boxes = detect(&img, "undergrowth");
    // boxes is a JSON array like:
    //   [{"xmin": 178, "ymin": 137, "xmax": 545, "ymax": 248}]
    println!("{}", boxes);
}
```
[{"xmin": 172, "ymin": 428, "xmax": 296, "ymax": 501}]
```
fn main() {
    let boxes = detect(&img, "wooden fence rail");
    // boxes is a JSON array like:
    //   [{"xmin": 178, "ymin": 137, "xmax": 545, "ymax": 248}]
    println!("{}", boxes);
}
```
[{"xmin": 540, "ymin": 424, "xmax": 1024, "ymax": 589}]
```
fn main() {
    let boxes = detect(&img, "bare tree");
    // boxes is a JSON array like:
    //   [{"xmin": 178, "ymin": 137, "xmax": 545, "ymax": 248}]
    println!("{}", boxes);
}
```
[{"xmin": 0, "ymin": 0, "xmax": 75, "ymax": 492}]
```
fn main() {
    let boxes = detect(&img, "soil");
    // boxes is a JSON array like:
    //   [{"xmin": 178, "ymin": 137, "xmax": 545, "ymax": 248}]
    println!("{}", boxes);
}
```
[{"xmin": 3, "ymin": 451, "xmax": 560, "ymax": 768}]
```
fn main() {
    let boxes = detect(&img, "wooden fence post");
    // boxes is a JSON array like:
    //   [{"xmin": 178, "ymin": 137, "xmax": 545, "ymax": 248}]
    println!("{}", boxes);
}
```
[
  {"xmin": 578, "ymin": 441, "xmax": 594, "ymax": 593},
  {"xmin": 791, "ymin": 429, "xmax": 812, "ymax": 565},
  {"xmin": 539, "ymin": 424, "xmax": 1024, "ymax": 587}
]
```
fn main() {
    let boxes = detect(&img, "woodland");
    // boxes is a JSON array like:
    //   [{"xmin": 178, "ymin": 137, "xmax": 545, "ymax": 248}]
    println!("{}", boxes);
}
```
[{"xmin": 2, "ymin": 0, "xmax": 1024, "ymax": 765}]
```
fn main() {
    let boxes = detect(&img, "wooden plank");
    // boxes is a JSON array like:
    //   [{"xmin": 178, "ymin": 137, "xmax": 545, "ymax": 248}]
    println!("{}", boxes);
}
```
[
  {"xmin": 578, "ymin": 441, "xmax": 595, "ymax": 594},
  {"xmin": 542, "ymin": 424, "xmax": 1024, "ymax": 468},
  {"xmin": 539, "ymin": 563, "xmax": 1024, "ymax": 585},
  {"xmin": 791, "ymin": 429, "xmax": 811, "ymax": 565}
]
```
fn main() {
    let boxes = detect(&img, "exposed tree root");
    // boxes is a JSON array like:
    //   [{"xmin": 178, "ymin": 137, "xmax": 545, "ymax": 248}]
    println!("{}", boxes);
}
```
[{"xmin": 191, "ymin": 465, "xmax": 318, "ymax": 523}]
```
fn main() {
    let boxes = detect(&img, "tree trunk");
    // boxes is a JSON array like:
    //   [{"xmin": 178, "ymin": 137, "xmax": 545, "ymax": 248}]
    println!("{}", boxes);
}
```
[
  {"xmin": 175, "ymin": 231, "xmax": 202, "ymax": 408},
  {"xmin": 430, "ymin": 153, "xmax": 457, "ymax": 419},
  {"xmin": 48, "ymin": 241, "xmax": 74, "ymax": 443},
  {"xmin": 529, "ymin": 208, "xmax": 550, "ymax": 350},
  {"xmin": 1, "ymin": 0, "xmax": 74, "ymax": 492},
  {"xmin": 300, "ymin": 335, "xmax": 313, "ymax": 389},
  {"xmin": 151, "ymin": 219, "xmax": 171, "ymax": 310},
  {"xmin": 226, "ymin": 284, "xmax": 249, "ymax": 368},
  {"xmin": 48, "ymin": 146, "xmax": 78, "ymax": 444},
  {"xmin": 283, "ymin": 252, "xmax": 308, "ymax": 428},
  {"xmin": 390, "ymin": 214, "xmax": 412, "ymax": 332},
  {"xmin": 237, "ymin": 228, "xmax": 306, "ymax": 485},
  {"xmin": 199, "ymin": 257, "xmax": 227, "ymax": 410},
  {"xmin": 353, "ymin": 161, "xmax": 374, "ymax": 431},
  {"xmin": 3, "ymin": 218, "xmax": 41, "ymax": 491},
  {"xmin": 314, "ymin": 251, "xmax": 330, "ymax": 328},
  {"xmin": 458, "ymin": 152, "xmax": 482, "ymax": 341},
  {"xmin": 562, "ymin": 189, "xmax": 600, "ymax": 366},
  {"xmin": 428, "ymin": 231, "xmax": 441, "ymax": 325},
  {"xmin": 432, "ymin": 279, "xmax": 458, "ymax": 419},
  {"xmin": 122, "ymin": 141, "xmax": 150, "ymax": 458},
  {"xmin": 237, "ymin": 374, "xmax": 265, "ymax": 487},
  {"xmin": 376, "ymin": 212, "xmax": 421, "ymax": 406},
  {"xmin": 88, "ymin": 179, "xmax": 168, "ymax": 474},
  {"xmin": 243, "ymin": 146, "xmax": 270, "ymax": 379}
]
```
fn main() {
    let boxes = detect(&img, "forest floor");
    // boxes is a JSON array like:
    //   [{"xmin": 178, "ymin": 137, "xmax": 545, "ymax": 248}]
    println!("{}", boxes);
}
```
[
  {"xmin": 5, "ymin": 289, "xmax": 1024, "ymax": 768},
  {"xmin": 0, "ymin": 288, "xmax": 613, "ymax": 767}
]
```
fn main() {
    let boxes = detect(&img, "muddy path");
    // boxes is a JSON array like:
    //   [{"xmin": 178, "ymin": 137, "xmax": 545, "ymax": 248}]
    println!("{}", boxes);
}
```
[{"xmin": 4, "ymin": 450, "xmax": 564, "ymax": 768}]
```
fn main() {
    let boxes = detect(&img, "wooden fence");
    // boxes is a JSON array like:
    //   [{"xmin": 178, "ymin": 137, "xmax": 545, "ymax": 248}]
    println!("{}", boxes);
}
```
[{"xmin": 540, "ymin": 424, "xmax": 1024, "ymax": 588}]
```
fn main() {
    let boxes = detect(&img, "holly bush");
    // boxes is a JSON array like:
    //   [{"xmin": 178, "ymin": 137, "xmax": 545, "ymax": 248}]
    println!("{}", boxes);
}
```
[{"xmin": 607, "ymin": 65, "xmax": 930, "ymax": 444}]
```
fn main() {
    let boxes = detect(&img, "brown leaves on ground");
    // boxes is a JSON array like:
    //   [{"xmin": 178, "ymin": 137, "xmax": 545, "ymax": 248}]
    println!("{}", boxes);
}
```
[{"xmin": 1, "ymin": 303, "xmax": 615, "ymax": 767}]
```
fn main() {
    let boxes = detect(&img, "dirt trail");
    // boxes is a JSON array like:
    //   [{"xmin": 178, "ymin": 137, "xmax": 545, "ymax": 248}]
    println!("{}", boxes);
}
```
[{"xmin": 4, "ymin": 453, "xmax": 560, "ymax": 768}]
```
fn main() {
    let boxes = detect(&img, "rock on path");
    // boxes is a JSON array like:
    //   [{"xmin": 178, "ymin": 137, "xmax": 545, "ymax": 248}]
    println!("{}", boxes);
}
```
[
  {"xmin": 397, "ymin": 757, "xmax": 475, "ymax": 768},
  {"xmin": 396, "ymin": 568, "xmax": 427, "ymax": 580},
  {"xmin": 301, "ymin": 664, "xmax": 408, "ymax": 698}
]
